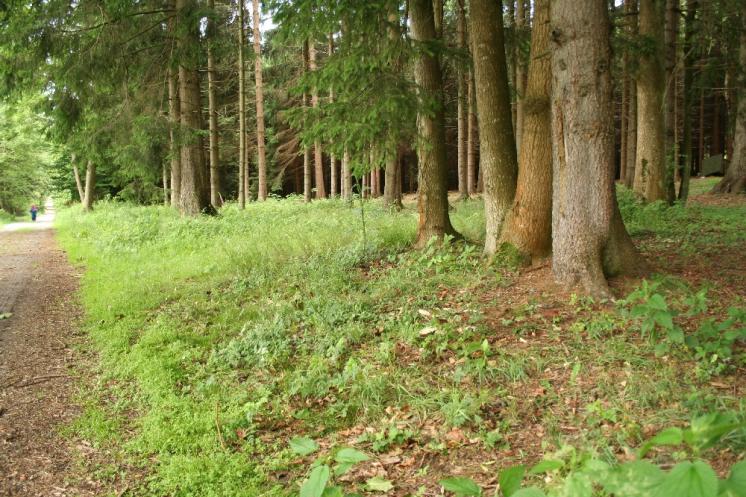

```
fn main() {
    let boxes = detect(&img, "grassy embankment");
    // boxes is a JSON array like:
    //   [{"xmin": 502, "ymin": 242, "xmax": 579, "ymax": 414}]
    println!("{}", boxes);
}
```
[{"xmin": 55, "ymin": 179, "xmax": 745, "ymax": 496}]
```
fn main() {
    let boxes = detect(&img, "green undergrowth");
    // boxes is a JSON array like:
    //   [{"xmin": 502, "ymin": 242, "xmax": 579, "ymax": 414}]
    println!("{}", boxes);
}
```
[{"xmin": 55, "ymin": 192, "xmax": 745, "ymax": 497}]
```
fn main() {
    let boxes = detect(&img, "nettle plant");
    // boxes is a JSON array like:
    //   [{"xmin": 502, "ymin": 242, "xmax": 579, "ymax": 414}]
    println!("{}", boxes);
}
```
[
  {"xmin": 620, "ymin": 280, "xmax": 746, "ymax": 374},
  {"xmin": 440, "ymin": 412, "xmax": 746, "ymax": 497}
]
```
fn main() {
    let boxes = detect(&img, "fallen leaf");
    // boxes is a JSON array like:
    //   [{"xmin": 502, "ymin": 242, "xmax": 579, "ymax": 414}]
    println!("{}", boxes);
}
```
[{"xmin": 419, "ymin": 326, "xmax": 437, "ymax": 337}]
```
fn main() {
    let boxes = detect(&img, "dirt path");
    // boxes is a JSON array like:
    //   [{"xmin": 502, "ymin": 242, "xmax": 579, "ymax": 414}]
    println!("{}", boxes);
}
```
[{"xmin": 0, "ymin": 205, "xmax": 94, "ymax": 497}]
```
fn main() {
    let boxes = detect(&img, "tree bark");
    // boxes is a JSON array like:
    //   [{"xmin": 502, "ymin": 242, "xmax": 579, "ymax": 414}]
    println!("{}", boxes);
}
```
[
  {"xmin": 550, "ymin": 0, "xmax": 641, "ymax": 297},
  {"xmin": 623, "ymin": 0, "xmax": 638, "ymax": 188},
  {"xmin": 176, "ymin": 0, "xmax": 210, "ymax": 216},
  {"xmin": 71, "ymin": 154, "xmax": 84, "ymax": 202},
  {"xmin": 83, "ymin": 160, "xmax": 95, "ymax": 212},
  {"xmin": 500, "ymin": 0, "xmax": 552, "ymax": 258},
  {"xmin": 633, "ymin": 0, "xmax": 667, "ymax": 202},
  {"xmin": 456, "ymin": 0, "xmax": 468, "ymax": 199},
  {"xmin": 252, "ymin": 0, "xmax": 268, "ymax": 201},
  {"xmin": 237, "ymin": 0, "xmax": 247, "ymax": 208},
  {"xmin": 207, "ymin": 0, "xmax": 220, "ymax": 208},
  {"xmin": 467, "ymin": 71, "xmax": 477, "ymax": 195},
  {"xmin": 309, "ymin": 40, "xmax": 326, "ymax": 199},
  {"xmin": 411, "ymin": 0, "xmax": 458, "ymax": 247},
  {"xmin": 168, "ymin": 52, "xmax": 181, "ymax": 209},
  {"xmin": 342, "ymin": 148, "xmax": 352, "ymax": 201},
  {"xmin": 712, "ymin": 15, "xmax": 746, "ymax": 194},
  {"xmin": 384, "ymin": 149, "xmax": 403, "ymax": 208},
  {"xmin": 329, "ymin": 35, "xmax": 337, "ymax": 198},
  {"xmin": 162, "ymin": 163, "xmax": 169, "ymax": 205},
  {"xmin": 664, "ymin": 0, "xmax": 679, "ymax": 203},
  {"xmin": 514, "ymin": 0, "xmax": 526, "ymax": 154},
  {"xmin": 303, "ymin": 40, "xmax": 312, "ymax": 202},
  {"xmin": 470, "ymin": 0, "xmax": 517, "ymax": 255}
]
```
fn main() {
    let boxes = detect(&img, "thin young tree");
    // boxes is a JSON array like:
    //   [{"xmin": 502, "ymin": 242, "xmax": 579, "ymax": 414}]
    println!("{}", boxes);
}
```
[
  {"xmin": 455, "ymin": 0, "xmax": 468, "ymax": 200},
  {"xmin": 501, "ymin": 0, "xmax": 551, "ymax": 258},
  {"xmin": 308, "ymin": 39, "xmax": 326, "ymax": 198},
  {"xmin": 550, "ymin": 0, "xmax": 641, "ymax": 297},
  {"xmin": 410, "ymin": 0, "xmax": 458, "ymax": 246},
  {"xmin": 207, "ymin": 0, "xmax": 220, "ymax": 208},
  {"xmin": 252, "ymin": 0, "xmax": 268, "ymax": 201},
  {"xmin": 237, "ymin": 0, "xmax": 247, "ymax": 208},
  {"xmin": 470, "ymin": 0, "xmax": 517, "ymax": 255},
  {"xmin": 664, "ymin": 0, "xmax": 679, "ymax": 203},
  {"xmin": 83, "ymin": 160, "xmax": 95, "ymax": 211},
  {"xmin": 302, "ymin": 40, "xmax": 312, "ymax": 202},
  {"xmin": 679, "ymin": 0, "xmax": 697, "ymax": 201}
]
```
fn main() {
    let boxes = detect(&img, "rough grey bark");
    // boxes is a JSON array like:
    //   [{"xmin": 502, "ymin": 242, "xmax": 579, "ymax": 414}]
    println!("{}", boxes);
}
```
[
  {"xmin": 207, "ymin": 0, "xmax": 220, "ymax": 208},
  {"xmin": 470, "ymin": 0, "xmax": 518, "ymax": 255},
  {"xmin": 712, "ymin": 15, "xmax": 746, "ymax": 194},
  {"xmin": 176, "ymin": 0, "xmax": 210, "ymax": 216},
  {"xmin": 501, "ymin": 0, "xmax": 552, "ymax": 258},
  {"xmin": 633, "ymin": 0, "xmax": 667, "ymax": 201},
  {"xmin": 411, "ymin": 0, "xmax": 458, "ymax": 247},
  {"xmin": 253, "ymin": 0, "xmax": 268, "ymax": 201},
  {"xmin": 83, "ymin": 160, "xmax": 95, "ymax": 212},
  {"xmin": 550, "ymin": 0, "xmax": 642, "ymax": 297},
  {"xmin": 237, "ymin": 0, "xmax": 247, "ymax": 208}
]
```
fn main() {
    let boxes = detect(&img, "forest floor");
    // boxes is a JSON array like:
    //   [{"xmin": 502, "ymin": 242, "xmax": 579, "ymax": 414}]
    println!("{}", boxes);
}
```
[
  {"xmin": 0, "ymin": 205, "xmax": 97, "ymax": 497},
  {"xmin": 38, "ymin": 178, "xmax": 746, "ymax": 496}
]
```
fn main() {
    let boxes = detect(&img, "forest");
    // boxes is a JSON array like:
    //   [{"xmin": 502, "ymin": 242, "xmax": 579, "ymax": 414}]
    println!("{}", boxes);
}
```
[{"xmin": 0, "ymin": 0, "xmax": 745, "ymax": 496}]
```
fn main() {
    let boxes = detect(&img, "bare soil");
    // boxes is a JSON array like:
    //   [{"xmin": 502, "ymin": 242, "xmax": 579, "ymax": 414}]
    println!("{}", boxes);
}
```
[{"xmin": 0, "ymin": 228, "xmax": 94, "ymax": 497}]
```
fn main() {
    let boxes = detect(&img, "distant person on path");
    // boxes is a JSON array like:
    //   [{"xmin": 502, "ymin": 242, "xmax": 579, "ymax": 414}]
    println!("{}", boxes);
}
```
[{"xmin": 30, "ymin": 204, "xmax": 38, "ymax": 221}]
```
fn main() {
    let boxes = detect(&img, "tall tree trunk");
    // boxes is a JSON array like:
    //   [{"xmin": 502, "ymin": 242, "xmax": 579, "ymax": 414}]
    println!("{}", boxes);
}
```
[
  {"xmin": 162, "ymin": 163, "xmax": 169, "ymax": 205},
  {"xmin": 252, "ymin": 0, "xmax": 268, "ymax": 201},
  {"xmin": 697, "ymin": 87, "xmax": 705, "ymax": 173},
  {"xmin": 168, "ymin": 59, "xmax": 181, "ymax": 208},
  {"xmin": 501, "ymin": 0, "xmax": 551, "ymax": 258},
  {"xmin": 207, "ymin": 0, "xmax": 220, "ymax": 208},
  {"xmin": 309, "ymin": 40, "xmax": 326, "ymax": 199},
  {"xmin": 470, "ymin": 0, "xmax": 517, "ymax": 255},
  {"xmin": 456, "ymin": 0, "xmax": 468, "ymax": 200},
  {"xmin": 411, "ymin": 0, "xmax": 458, "ymax": 247},
  {"xmin": 343, "ymin": 149, "xmax": 352, "ymax": 201},
  {"xmin": 664, "ymin": 0, "xmax": 679, "ymax": 203},
  {"xmin": 633, "ymin": 0, "xmax": 667, "ymax": 202},
  {"xmin": 514, "ymin": 0, "xmax": 526, "ymax": 154},
  {"xmin": 433, "ymin": 0, "xmax": 443, "ymax": 39},
  {"xmin": 550, "ymin": 0, "xmax": 641, "ymax": 297},
  {"xmin": 328, "ymin": 34, "xmax": 337, "ymax": 198},
  {"xmin": 712, "ymin": 14, "xmax": 746, "ymax": 194},
  {"xmin": 620, "ymin": 59, "xmax": 630, "ymax": 184},
  {"xmin": 384, "ymin": 149, "xmax": 403, "ymax": 208},
  {"xmin": 71, "ymin": 154, "xmax": 84, "ymax": 202},
  {"xmin": 176, "ymin": 0, "xmax": 210, "ymax": 216},
  {"xmin": 508, "ymin": 0, "xmax": 517, "ymax": 134},
  {"xmin": 83, "ymin": 161, "xmax": 95, "ymax": 212},
  {"xmin": 467, "ymin": 71, "xmax": 477, "ymax": 195},
  {"xmin": 237, "ymin": 0, "xmax": 247, "ymax": 208},
  {"xmin": 302, "ymin": 40, "xmax": 312, "ymax": 202},
  {"xmin": 624, "ymin": 0, "xmax": 638, "ymax": 189}
]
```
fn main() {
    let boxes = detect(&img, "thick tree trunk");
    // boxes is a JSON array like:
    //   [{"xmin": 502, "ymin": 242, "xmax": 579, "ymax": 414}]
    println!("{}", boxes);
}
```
[
  {"xmin": 207, "ymin": 0, "xmax": 220, "ymax": 208},
  {"xmin": 456, "ymin": 0, "xmax": 468, "ymax": 199},
  {"xmin": 664, "ymin": 0, "xmax": 679, "ymax": 203},
  {"xmin": 384, "ymin": 149, "xmax": 403, "ymax": 208},
  {"xmin": 411, "ymin": 0, "xmax": 458, "ymax": 247},
  {"xmin": 309, "ymin": 41, "xmax": 326, "ymax": 199},
  {"xmin": 83, "ymin": 161, "xmax": 95, "ymax": 212},
  {"xmin": 501, "ymin": 0, "xmax": 552, "ymax": 258},
  {"xmin": 712, "ymin": 18, "xmax": 746, "ymax": 194},
  {"xmin": 467, "ymin": 71, "xmax": 477, "ymax": 195},
  {"xmin": 176, "ymin": 0, "xmax": 210, "ymax": 216},
  {"xmin": 252, "ymin": 0, "xmax": 268, "ymax": 201},
  {"xmin": 237, "ymin": 0, "xmax": 247, "ymax": 208},
  {"xmin": 470, "ymin": 0, "xmax": 517, "ymax": 255},
  {"xmin": 550, "ymin": 0, "xmax": 641, "ymax": 297},
  {"xmin": 634, "ymin": 0, "xmax": 667, "ymax": 202}
]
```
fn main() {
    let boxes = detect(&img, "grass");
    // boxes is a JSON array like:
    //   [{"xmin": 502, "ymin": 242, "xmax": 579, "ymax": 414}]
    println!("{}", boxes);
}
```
[{"xmin": 54, "ymin": 183, "xmax": 745, "ymax": 496}]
